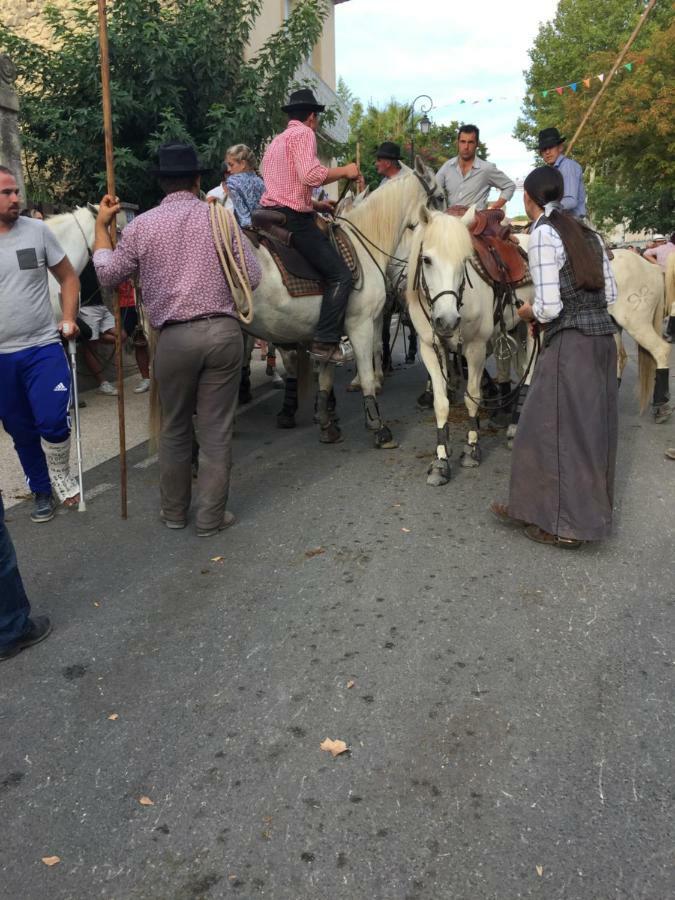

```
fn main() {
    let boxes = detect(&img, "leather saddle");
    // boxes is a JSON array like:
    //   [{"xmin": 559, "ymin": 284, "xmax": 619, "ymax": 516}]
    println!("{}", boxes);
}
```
[
  {"xmin": 446, "ymin": 205, "xmax": 528, "ymax": 286},
  {"xmin": 250, "ymin": 208, "xmax": 322, "ymax": 282},
  {"xmin": 248, "ymin": 208, "xmax": 359, "ymax": 297}
]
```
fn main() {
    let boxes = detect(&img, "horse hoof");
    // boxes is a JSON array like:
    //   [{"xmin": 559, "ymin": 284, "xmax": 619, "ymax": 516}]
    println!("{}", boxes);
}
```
[
  {"xmin": 426, "ymin": 459, "xmax": 451, "ymax": 485},
  {"xmin": 654, "ymin": 403, "xmax": 672, "ymax": 424},
  {"xmin": 345, "ymin": 383, "xmax": 361, "ymax": 393},
  {"xmin": 417, "ymin": 390, "xmax": 434, "ymax": 409},
  {"xmin": 319, "ymin": 424, "xmax": 343, "ymax": 444},
  {"xmin": 374, "ymin": 426, "xmax": 397, "ymax": 449},
  {"xmin": 276, "ymin": 412, "xmax": 296, "ymax": 429},
  {"xmin": 460, "ymin": 445, "xmax": 481, "ymax": 467},
  {"xmin": 489, "ymin": 410, "xmax": 511, "ymax": 430}
]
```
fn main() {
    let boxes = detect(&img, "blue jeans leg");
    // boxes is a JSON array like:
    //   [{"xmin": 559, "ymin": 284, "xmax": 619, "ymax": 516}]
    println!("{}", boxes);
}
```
[{"xmin": 0, "ymin": 494, "xmax": 31, "ymax": 650}]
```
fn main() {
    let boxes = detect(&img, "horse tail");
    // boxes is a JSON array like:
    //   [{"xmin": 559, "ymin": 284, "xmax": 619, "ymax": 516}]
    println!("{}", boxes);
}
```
[
  {"xmin": 636, "ymin": 278, "xmax": 666, "ymax": 414},
  {"xmin": 665, "ymin": 252, "xmax": 675, "ymax": 316},
  {"xmin": 147, "ymin": 327, "xmax": 161, "ymax": 454}
]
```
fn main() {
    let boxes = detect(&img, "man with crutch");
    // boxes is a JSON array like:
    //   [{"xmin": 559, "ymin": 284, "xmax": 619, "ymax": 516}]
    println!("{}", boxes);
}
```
[{"xmin": 0, "ymin": 166, "xmax": 82, "ymax": 523}]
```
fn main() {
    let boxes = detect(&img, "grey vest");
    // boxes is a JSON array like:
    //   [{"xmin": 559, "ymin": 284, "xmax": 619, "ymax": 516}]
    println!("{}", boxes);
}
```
[{"xmin": 537, "ymin": 217, "xmax": 616, "ymax": 346}]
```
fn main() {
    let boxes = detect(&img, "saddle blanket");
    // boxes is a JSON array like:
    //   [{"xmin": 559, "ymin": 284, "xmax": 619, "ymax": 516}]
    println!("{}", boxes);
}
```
[{"xmin": 264, "ymin": 228, "xmax": 360, "ymax": 298}]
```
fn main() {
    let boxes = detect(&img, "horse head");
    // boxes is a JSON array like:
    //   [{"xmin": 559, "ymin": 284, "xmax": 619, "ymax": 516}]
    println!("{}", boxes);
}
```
[
  {"xmin": 413, "ymin": 156, "xmax": 446, "ymax": 211},
  {"xmin": 409, "ymin": 205, "xmax": 475, "ymax": 337}
]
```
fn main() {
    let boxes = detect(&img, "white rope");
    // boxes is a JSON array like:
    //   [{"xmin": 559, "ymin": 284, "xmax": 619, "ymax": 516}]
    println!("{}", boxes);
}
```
[{"xmin": 209, "ymin": 202, "xmax": 255, "ymax": 325}]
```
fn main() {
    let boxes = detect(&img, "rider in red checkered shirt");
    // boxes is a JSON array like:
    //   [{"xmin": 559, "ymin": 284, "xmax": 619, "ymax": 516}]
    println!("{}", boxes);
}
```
[{"xmin": 261, "ymin": 89, "xmax": 360, "ymax": 365}]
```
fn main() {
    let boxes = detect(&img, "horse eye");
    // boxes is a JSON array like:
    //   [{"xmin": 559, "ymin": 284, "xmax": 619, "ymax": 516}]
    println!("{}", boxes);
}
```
[{"xmin": 423, "ymin": 256, "xmax": 432, "ymax": 266}]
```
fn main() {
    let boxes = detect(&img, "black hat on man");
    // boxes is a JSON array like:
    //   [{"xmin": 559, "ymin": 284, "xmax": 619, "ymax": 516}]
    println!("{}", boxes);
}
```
[
  {"xmin": 151, "ymin": 141, "xmax": 211, "ymax": 176},
  {"xmin": 281, "ymin": 88, "xmax": 325, "ymax": 114},
  {"xmin": 537, "ymin": 127, "xmax": 566, "ymax": 151},
  {"xmin": 375, "ymin": 141, "xmax": 403, "ymax": 160}
]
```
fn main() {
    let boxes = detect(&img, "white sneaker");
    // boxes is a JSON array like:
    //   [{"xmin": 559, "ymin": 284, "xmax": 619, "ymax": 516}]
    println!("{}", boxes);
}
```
[
  {"xmin": 98, "ymin": 381, "xmax": 118, "ymax": 396},
  {"xmin": 134, "ymin": 378, "xmax": 151, "ymax": 394}
]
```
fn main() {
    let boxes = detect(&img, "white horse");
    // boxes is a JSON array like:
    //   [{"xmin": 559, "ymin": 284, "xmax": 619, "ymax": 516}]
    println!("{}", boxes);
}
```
[
  {"xmin": 408, "ymin": 209, "xmax": 672, "ymax": 485},
  {"xmin": 406, "ymin": 206, "xmax": 535, "ymax": 485},
  {"xmin": 45, "ymin": 205, "xmax": 97, "ymax": 319},
  {"xmin": 243, "ymin": 158, "xmax": 445, "ymax": 447}
]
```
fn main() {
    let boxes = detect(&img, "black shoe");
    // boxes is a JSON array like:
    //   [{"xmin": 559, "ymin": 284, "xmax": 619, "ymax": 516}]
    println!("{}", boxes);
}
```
[
  {"xmin": 31, "ymin": 492, "xmax": 55, "ymax": 523},
  {"xmin": 0, "ymin": 616, "xmax": 52, "ymax": 662}
]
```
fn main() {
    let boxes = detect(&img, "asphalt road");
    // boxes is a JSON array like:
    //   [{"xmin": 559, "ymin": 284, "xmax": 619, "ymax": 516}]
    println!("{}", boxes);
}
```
[{"xmin": 1, "ymin": 348, "xmax": 673, "ymax": 900}]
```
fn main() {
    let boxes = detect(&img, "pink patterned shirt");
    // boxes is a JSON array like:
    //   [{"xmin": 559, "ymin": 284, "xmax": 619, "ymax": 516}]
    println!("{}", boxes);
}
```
[
  {"xmin": 93, "ymin": 191, "xmax": 261, "ymax": 329},
  {"xmin": 260, "ymin": 120, "xmax": 329, "ymax": 213}
]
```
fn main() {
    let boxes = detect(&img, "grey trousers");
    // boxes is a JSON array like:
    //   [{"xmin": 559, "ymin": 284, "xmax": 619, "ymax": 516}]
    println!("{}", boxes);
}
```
[{"xmin": 154, "ymin": 316, "xmax": 243, "ymax": 531}]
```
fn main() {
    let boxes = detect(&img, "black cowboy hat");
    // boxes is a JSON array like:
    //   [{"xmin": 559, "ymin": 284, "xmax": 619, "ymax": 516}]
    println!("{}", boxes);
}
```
[
  {"xmin": 537, "ymin": 127, "xmax": 566, "ymax": 151},
  {"xmin": 150, "ymin": 141, "xmax": 211, "ymax": 176},
  {"xmin": 375, "ymin": 141, "xmax": 403, "ymax": 160},
  {"xmin": 281, "ymin": 88, "xmax": 325, "ymax": 114}
]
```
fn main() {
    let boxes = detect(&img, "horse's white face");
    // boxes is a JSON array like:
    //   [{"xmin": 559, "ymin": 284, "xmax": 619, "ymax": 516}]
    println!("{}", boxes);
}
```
[{"xmin": 412, "ymin": 206, "xmax": 474, "ymax": 337}]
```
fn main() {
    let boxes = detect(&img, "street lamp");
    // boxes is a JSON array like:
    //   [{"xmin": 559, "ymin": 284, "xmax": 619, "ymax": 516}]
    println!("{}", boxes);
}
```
[{"xmin": 409, "ymin": 94, "xmax": 433, "ymax": 166}]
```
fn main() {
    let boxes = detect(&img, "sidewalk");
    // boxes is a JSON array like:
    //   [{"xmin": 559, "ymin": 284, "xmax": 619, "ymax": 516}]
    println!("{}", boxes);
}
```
[{"xmin": 0, "ymin": 352, "xmax": 283, "ymax": 508}]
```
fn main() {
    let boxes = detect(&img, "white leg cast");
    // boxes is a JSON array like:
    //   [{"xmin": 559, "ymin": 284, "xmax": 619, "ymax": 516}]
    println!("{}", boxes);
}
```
[{"xmin": 42, "ymin": 436, "xmax": 80, "ymax": 505}]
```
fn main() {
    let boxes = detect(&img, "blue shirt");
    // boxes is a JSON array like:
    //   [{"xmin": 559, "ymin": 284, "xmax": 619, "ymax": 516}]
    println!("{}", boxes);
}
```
[{"xmin": 553, "ymin": 154, "xmax": 586, "ymax": 218}]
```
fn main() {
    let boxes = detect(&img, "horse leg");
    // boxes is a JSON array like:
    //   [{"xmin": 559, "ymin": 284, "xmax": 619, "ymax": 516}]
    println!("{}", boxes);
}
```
[
  {"xmin": 617, "ymin": 305, "xmax": 671, "ymax": 422},
  {"xmin": 315, "ymin": 363, "xmax": 342, "ymax": 443},
  {"xmin": 276, "ymin": 348, "xmax": 298, "ymax": 429},
  {"xmin": 351, "ymin": 321, "xmax": 398, "ymax": 448},
  {"xmin": 373, "ymin": 309, "xmax": 384, "ymax": 394},
  {"xmin": 418, "ymin": 342, "xmax": 451, "ymax": 485},
  {"xmin": 490, "ymin": 349, "xmax": 514, "ymax": 428},
  {"xmin": 507, "ymin": 329, "xmax": 539, "ymax": 449},
  {"xmin": 461, "ymin": 341, "xmax": 486, "ymax": 467}
]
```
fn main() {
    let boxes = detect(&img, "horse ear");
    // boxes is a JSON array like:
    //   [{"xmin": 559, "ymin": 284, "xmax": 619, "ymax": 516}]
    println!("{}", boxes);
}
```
[
  {"xmin": 414, "ymin": 155, "xmax": 426, "ymax": 175},
  {"xmin": 87, "ymin": 202, "xmax": 99, "ymax": 215},
  {"xmin": 461, "ymin": 204, "xmax": 477, "ymax": 229},
  {"xmin": 419, "ymin": 204, "xmax": 432, "ymax": 226}
]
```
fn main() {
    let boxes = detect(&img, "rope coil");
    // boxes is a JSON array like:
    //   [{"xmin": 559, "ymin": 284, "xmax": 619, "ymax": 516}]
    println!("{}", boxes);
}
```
[{"xmin": 209, "ymin": 202, "xmax": 255, "ymax": 326}]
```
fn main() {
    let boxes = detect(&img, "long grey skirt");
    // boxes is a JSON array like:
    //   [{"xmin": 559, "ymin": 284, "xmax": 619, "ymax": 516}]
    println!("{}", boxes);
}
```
[{"xmin": 507, "ymin": 329, "xmax": 618, "ymax": 541}]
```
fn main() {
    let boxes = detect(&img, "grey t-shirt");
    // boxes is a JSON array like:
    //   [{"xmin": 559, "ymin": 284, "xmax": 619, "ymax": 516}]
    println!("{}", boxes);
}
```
[{"xmin": 0, "ymin": 217, "xmax": 65, "ymax": 354}]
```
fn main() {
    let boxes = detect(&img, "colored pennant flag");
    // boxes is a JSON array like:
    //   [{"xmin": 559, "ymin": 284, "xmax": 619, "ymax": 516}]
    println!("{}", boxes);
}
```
[
  {"xmin": 459, "ymin": 99, "xmax": 466, "ymax": 104},
  {"xmin": 624, "ymin": 62, "xmax": 633, "ymax": 72},
  {"xmin": 583, "ymin": 78, "xmax": 591, "ymax": 89},
  {"xmin": 542, "ymin": 89, "xmax": 548, "ymax": 98},
  {"xmin": 597, "ymin": 73, "xmax": 605, "ymax": 83},
  {"xmin": 569, "ymin": 82, "xmax": 577, "ymax": 92},
  {"xmin": 555, "ymin": 86, "xmax": 564, "ymax": 95}
]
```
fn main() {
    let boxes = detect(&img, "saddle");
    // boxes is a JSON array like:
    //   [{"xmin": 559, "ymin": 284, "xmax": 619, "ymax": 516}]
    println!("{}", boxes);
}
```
[
  {"xmin": 249, "ymin": 208, "xmax": 359, "ymax": 298},
  {"xmin": 446, "ymin": 205, "xmax": 528, "ymax": 286}
]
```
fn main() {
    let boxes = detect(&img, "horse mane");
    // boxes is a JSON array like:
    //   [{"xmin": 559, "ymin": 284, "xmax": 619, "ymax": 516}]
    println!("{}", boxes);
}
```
[
  {"xmin": 343, "ymin": 168, "xmax": 423, "ymax": 268},
  {"xmin": 410, "ymin": 210, "xmax": 473, "ymax": 268}
]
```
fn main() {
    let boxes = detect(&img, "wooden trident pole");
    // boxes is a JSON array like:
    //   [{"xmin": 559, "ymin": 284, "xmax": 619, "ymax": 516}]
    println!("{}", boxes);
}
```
[
  {"xmin": 566, "ymin": 0, "xmax": 657, "ymax": 155},
  {"xmin": 97, "ymin": 0, "xmax": 128, "ymax": 518}
]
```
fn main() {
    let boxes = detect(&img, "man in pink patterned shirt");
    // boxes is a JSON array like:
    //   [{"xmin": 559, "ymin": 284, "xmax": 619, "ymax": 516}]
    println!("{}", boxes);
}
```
[
  {"xmin": 261, "ymin": 89, "xmax": 360, "ymax": 364},
  {"xmin": 93, "ymin": 142, "xmax": 261, "ymax": 537}
]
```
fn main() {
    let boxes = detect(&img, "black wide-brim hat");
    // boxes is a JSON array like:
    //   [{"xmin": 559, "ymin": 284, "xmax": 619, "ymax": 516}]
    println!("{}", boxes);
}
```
[
  {"xmin": 281, "ymin": 88, "xmax": 325, "ymax": 114},
  {"xmin": 150, "ymin": 141, "xmax": 212, "ymax": 176},
  {"xmin": 537, "ymin": 127, "xmax": 566, "ymax": 151},
  {"xmin": 375, "ymin": 141, "xmax": 403, "ymax": 160}
]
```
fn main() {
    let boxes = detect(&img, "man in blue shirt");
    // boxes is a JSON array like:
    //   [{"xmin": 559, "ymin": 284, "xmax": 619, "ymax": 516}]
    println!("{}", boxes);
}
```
[{"xmin": 538, "ymin": 127, "xmax": 586, "ymax": 219}]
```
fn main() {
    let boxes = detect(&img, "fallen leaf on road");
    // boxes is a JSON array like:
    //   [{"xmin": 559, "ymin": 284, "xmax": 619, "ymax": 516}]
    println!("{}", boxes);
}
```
[
  {"xmin": 42, "ymin": 856, "xmax": 60, "ymax": 866},
  {"xmin": 305, "ymin": 547, "xmax": 326, "ymax": 558},
  {"xmin": 107, "ymin": 713, "xmax": 119, "ymax": 721},
  {"xmin": 535, "ymin": 865, "xmax": 543, "ymax": 877},
  {"xmin": 139, "ymin": 796, "xmax": 154, "ymax": 806},
  {"xmin": 346, "ymin": 680, "xmax": 355, "ymax": 689},
  {"xmin": 320, "ymin": 738, "xmax": 348, "ymax": 757},
  {"xmin": 401, "ymin": 527, "xmax": 411, "ymax": 533},
  {"xmin": 210, "ymin": 556, "xmax": 224, "ymax": 563}
]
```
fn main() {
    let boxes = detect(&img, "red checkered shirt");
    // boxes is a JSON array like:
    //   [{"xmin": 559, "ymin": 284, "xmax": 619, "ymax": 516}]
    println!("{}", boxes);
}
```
[{"xmin": 261, "ymin": 120, "xmax": 329, "ymax": 213}]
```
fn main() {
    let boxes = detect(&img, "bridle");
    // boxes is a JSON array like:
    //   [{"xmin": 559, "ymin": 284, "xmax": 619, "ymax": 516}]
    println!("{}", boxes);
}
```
[
  {"xmin": 412, "ymin": 242, "xmax": 473, "ymax": 324},
  {"xmin": 70, "ymin": 211, "xmax": 93, "ymax": 261}
]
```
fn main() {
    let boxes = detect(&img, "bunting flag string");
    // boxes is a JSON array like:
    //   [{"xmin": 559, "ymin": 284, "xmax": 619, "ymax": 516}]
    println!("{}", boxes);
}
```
[{"xmin": 434, "ymin": 60, "xmax": 637, "ymax": 110}]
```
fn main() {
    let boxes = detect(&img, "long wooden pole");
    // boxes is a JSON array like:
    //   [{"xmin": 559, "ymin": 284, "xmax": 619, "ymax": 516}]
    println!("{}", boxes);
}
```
[
  {"xmin": 97, "ymin": 0, "xmax": 128, "ymax": 519},
  {"xmin": 566, "ymin": 0, "xmax": 657, "ymax": 155}
]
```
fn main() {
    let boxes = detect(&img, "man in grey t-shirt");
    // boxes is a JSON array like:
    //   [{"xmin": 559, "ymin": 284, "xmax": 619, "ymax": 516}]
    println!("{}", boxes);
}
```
[
  {"xmin": 436, "ymin": 124, "xmax": 515, "ymax": 210},
  {"xmin": 0, "ymin": 165, "xmax": 81, "ymax": 523}
]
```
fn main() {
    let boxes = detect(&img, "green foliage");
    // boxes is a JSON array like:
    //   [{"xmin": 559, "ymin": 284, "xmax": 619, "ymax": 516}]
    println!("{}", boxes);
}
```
[
  {"xmin": 515, "ymin": 0, "xmax": 674, "ymax": 231},
  {"xmin": 0, "ymin": 0, "xmax": 329, "ymax": 208},
  {"xmin": 337, "ymin": 94, "xmax": 489, "ymax": 189}
]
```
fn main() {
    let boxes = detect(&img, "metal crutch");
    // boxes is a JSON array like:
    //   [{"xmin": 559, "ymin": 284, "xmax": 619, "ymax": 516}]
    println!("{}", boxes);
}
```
[{"xmin": 67, "ymin": 338, "xmax": 87, "ymax": 512}]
